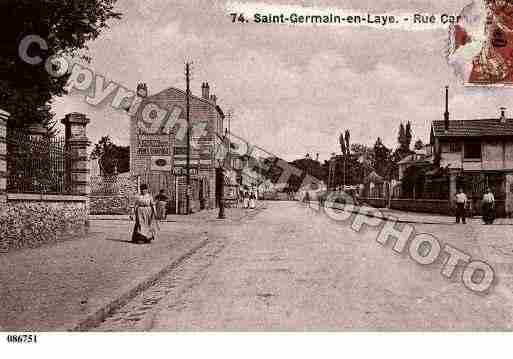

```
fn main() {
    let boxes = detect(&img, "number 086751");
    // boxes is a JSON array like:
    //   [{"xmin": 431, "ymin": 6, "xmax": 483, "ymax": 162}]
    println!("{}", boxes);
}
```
[{"xmin": 6, "ymin": 334, "xmax": 37, "ymax": 343}]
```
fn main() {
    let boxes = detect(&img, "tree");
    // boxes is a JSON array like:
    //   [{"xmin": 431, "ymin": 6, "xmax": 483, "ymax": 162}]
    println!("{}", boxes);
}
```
[
  {"xmin": 289, "ymin": 157, "xmax": 327, "ymax": 191},
  {"xmin": 91, "ymin": 136, "xmax": 129, "ymax": 175},
  {"xmin": 414, "ymin": 139, "xmax": 424, "ymax": 150},
  {"xmin": 373, "ymin": 137, "xmax": 392, "ymax": 178},
  {"xmin": 395, "ymin": 122, "xmax": 415, "ymax": 163},
  {"xmin": 351, "ymin": 143, "xmax": 375, "ymax": 164},
  {"xmin": 405, "ymin": 121, "xmax": 413, "ymax": 150},
  {"xmin": 398, "ymin": 123, "xmax": 407, "ymax": 149},
  {"xmin": 339, "ymin": 132, "xmax": 346, "ymax": 157},
  {"xmin": 344, "ymin": 130, "xmax": 350, "ymax": 157},
  {"xmin": 0, "ymin": 0, "xmax": 122, "ymax": 129}
]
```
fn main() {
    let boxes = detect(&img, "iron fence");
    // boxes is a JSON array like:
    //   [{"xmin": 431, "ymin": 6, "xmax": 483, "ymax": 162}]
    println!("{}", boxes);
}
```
[{"xmin": 6, "ymin": 129, "xmax": 73, "ymax": 194}]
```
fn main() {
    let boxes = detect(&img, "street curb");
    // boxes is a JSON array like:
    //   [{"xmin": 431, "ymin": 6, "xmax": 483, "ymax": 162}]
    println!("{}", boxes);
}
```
[
  {"xmin": 69, "ymin": 237, "xmax": 210, "ymax": 332},
  {"xmin": 320, "ymin": 203, "xmax": 453, "ymax": 225}
]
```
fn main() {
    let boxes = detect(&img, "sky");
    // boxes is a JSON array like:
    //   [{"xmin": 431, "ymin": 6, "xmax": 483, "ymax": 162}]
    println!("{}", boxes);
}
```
[{"xmin": 51, "ymin": 0, "xmax": 513, "ymax": 162}]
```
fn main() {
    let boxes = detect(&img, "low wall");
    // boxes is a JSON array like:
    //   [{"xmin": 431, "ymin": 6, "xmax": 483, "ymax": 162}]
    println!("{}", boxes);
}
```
[
  {"xmin": 389, "ymin": 198, "xmax": 507, "ymax": 217},
  {"xmin": 90, "ymin": 195, "xmax": 130, "ymax": 215},
  {"xmin": 390, "ymin": 198, "xmax": 451, "ymax": 215},
  {"xmin": 90, "ymin": 174, "xmax": 137, "ymax": 215},
  {"xmin": 0, "ymin": 194, "xmax": 88, "ymax": 252},
  {"xmin": 359, "ymin": 197, "xmax": 386, "ymax": 208}
]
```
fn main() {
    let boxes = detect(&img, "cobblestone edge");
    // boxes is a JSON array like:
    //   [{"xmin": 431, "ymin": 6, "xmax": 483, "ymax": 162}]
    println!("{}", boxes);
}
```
[{"xmin": 70, "ymin": 237, "xmax": 210, "ymax": 332}]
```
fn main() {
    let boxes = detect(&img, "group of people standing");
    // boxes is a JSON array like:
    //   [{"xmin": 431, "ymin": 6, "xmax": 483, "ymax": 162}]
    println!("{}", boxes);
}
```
[
  {"xmin": 240, "ymin": 190, "xmax": 257, "ymax": 209},
  {"xmin": 130, "ymin": 185, "xmax": 169, "ymax": 244},
  {"xmin": 454, "ymin": 187, "xmax": 496, "ymax": 225}
]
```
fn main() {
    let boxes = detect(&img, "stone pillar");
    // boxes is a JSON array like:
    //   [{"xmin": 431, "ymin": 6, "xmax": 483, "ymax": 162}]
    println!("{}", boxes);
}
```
[
  {"xmin": 0, "ymin": 109, "xmax": 9, "ymax": 204},
  {"xmin": 61, "ymin": 113, "xmax": 91, "ymax": 195}
]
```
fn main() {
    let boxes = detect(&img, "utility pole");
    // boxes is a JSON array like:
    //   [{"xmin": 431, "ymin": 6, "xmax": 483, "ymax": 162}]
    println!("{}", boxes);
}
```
[
  {"xmin": 227, "ymin": 109, "xmax": 232, "ymax": 170},
  {"xmin": 343, "ymin": 157, "xmax": 346, "ymax": 188},
  {"xmin": 185, "ymin": 62, "xmax": 192, "ymax": 215}
]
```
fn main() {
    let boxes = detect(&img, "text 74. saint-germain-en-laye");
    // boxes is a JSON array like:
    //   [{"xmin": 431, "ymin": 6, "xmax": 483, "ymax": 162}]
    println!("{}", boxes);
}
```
[{"xmin": 251, "ymin": 13, "xmax": 461, "ymax": 25}]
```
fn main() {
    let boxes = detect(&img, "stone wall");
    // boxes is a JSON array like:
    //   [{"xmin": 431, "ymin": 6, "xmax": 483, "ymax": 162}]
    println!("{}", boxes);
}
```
[
  {"xmin": 0, "ymin": 111, "xmax": 91, "ymax": 253},
  {"xmin": 90, "ymin": 173, "xmax": 138, "ymax": 214},
  {"xmin": 90, "ymin": 195, "xmax": 131, "ymax": 215},
  {"xmin": 0, "ymin": 194, "xmax": 88, "ymax": 252}
]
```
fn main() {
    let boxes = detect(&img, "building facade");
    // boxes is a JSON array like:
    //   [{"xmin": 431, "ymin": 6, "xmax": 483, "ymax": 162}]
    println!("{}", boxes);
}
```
[
  {"xmin": 430, "ymin": 107, "xmax": 513, "ymax": 216},
  {"xmin": 130, "ymin": 82, "xmax": 225, "ymax": 214}
]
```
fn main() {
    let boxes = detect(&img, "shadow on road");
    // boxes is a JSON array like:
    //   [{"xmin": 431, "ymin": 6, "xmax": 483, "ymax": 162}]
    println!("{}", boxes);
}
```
[{"xmin": 104, "ymin": 238, "xmax": 136, "ymax": 244}]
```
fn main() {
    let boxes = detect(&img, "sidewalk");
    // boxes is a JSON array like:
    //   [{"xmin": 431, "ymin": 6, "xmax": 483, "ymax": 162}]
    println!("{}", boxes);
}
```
[
  {"xmin": 311, "ymin": 200, "xmax": 513, "ymax": 225},
  {"xmin": 0, "ymin": 221, "xmax": 207, "ymax": 331},
  {"xmin": 0, "ymin": 204, "xmax": 265, "ymax": 331},
  {"xmin": 378, "ymin": 207, "xmax": 513, "ymax": 225},
  {"xmin": 90, "ymin": 204, "xmax": 264, "ymax": 223}
]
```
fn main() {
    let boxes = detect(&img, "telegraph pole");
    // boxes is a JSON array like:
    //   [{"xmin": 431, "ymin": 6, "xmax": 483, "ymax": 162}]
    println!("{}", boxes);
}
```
[
  {"xmin": 227, "ymin": 110, "xmax": 231, "ymax": 167},
  {"xmin": 185, "ymin": 62, "xmax": 192, "ymax": 214}
]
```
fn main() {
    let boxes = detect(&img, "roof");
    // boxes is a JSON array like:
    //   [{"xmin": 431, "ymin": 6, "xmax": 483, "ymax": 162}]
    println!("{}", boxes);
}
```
[
  {"xmin": 147, "ymin": 86, "xmax": 225, "ymax": 119},
  {"xmin": 432, "ymin": 119, "xmax": 513, "ymax": 138}
]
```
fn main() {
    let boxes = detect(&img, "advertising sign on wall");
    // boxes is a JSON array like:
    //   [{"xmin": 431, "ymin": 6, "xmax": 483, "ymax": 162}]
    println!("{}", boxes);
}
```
[
  {"xmin": 173, "ymin": 167, "xmax": 199, "ymax": 176},
  {"xmin": 150, "ymin": 156, "xmax": 173, "ymax": 171},
  {"xmin": 136, "ymin": 134, "xmax": 172, "ymax": 156}
]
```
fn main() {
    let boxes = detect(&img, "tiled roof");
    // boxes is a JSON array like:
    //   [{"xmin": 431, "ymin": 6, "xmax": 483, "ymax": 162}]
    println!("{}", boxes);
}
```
[
  {"xmin": 432, "ymin": 119, "xmax": 513, "ymax": 137},
  {"xmin": 148, "ymin": 86, "xmax": 214, "ymax": 107}
]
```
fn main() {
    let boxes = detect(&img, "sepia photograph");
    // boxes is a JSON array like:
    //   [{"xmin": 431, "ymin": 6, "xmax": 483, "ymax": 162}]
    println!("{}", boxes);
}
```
[{"xmin": 2, "ymin": 0, "xmax": 513, "ymax": 357}]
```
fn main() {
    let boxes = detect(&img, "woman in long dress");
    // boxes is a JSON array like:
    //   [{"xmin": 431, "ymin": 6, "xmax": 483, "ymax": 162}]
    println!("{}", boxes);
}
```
[
  {"xmin": 243, "ymin": 191, "xmax": 249, "ymax": 209},
  {"xmin": 131, "ymin": 184, "xmax": 159, "ymax": 243},
  {"xmin": 249, "ymin": 191, "xmax": 256, "ymax": 209},
  {"xmin": 482, "ymin": 187, "xmax": 496, "ymax": 225}
]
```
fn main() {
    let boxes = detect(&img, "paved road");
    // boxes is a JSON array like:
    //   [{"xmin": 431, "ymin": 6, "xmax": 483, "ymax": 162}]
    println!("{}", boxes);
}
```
[{"xmin": 95, "ymin": 201, "xmax": 513, "ymax": 330}]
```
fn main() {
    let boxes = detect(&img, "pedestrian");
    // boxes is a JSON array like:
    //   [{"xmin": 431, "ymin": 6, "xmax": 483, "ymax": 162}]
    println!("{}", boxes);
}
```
[
  {"xmin": 243, "ymin": 191, "xmax": 249, "ymax": 209},
  {"xmin": 482, "ymin": 187, "xmax": 495, "ymax": 225},
  {"xmin": 154, "ymin": 189, "xmax": 168, "ymax": 220},
  {"xmin": 455, "ymin": 187, "xmax": 468, "ymax": 224},
  {"xmin": 303, "ymin": 191, "xmax": 310, "ymax": 207},
  {"xmin": 249, "ymin": 191, "xmax": 256, "ymax": 209},
  {"xmin": 319, "ymin": 191, "xmax": 326, "ymax": 207},
  {"xmin": 130, "ymin": 184, "xmax": 159, "ymax": 243}
]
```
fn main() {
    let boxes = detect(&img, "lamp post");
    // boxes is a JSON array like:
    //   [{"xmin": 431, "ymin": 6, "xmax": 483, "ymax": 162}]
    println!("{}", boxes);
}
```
[
  {"xmin": 217, "ymin": 159, "xmax": 225, "ymax": 219},
  {"xmin": 216, "ymin": 134, "xmax": 227, "ymax": 220}
]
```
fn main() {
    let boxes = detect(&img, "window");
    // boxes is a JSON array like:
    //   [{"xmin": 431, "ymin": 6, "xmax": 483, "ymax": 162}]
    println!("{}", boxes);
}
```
[
  {"xmin": 464, "ymin": 140, "xmax": 481, "ymax": 159},
  {"xmin": 441, "ymin": 142, "xmax": 461, "ymax": 153},
  {"xmin": 449, "ymin": 142, "xmax": 462, "ymax": 152}
]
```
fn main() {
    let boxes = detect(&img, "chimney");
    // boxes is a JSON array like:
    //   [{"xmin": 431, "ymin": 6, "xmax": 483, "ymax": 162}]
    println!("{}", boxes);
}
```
[
  {"xmin": 316, "ymin": 153, "xmax": 319, "ymax": 162},
  {"xmin": 210, "ymin": 94, "xmax": 217, "ymax": 104},
  {"xmin": 201, "ymin": 82, "xmax": 210, "ymax": 100},
  {"xmin": 500, "ymin": 107, "xmax": 507, "ymax": 123},
  {"xmin": 444, "ymin": 86, "xmax": 449, "ymax": 131}
]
